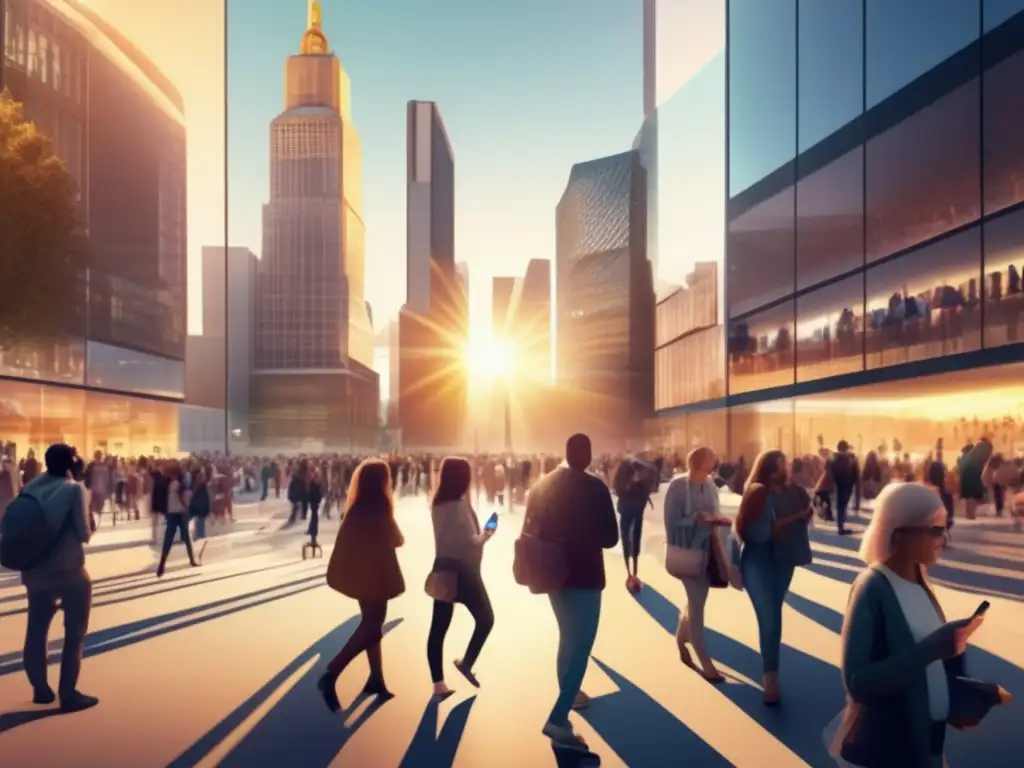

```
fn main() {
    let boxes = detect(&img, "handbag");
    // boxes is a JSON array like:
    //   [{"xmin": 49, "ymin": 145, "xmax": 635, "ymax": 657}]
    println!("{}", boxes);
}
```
[
  {"xmin": 707, "ymin": 530, "xmax": 730, "ymax": 588},
  {"xmin": 665, "ymin": 541, "xmax": 707, "ymax": 579},
  {"xmin": 424, "ymin": 568, "xmax": 458, "ymax": 602}
]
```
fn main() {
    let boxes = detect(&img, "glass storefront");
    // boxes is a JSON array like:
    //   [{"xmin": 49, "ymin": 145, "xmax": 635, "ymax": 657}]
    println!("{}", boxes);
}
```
[{"xmin": 0, "ymin": 379, "xmax": 179, "ymax": 458}]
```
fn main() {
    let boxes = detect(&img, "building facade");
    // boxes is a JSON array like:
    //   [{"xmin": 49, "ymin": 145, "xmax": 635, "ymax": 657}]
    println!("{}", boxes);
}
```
[
  {"xmin": 398, "ymin": 99, "xmax": 466, "ymax": 449},
  {"xmin": 651, "ymin": 0, "xmax": 1024, "ymax": 463},
  {"xmin": 0, "ymin": 0, "xmax": 186, "ymax": 456},
  {"xmin": 492, "ymin": 276, "xmax": 515, "ymax": 338},
  {"xmin": 249, "ymin": 0, "xmax": 378, "ymax": 451},
  {"xmin": 506, "ymin": 258, "xmax": 552, "ymax": 383},
  {"xmin": 556, "ymin": 151, "xmax": 654, "ymax": 445}
]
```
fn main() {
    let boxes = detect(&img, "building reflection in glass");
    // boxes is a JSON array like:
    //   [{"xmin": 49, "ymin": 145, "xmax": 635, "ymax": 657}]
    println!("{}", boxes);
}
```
[
  {"xmin": 983, "ymin": 207, "xmax": 1024, "ymax": 347},
  {"xmin": 796, "ymin": 274, "xmax": 864, "ymax": 383},
  {"xmin": 728, "ymin": 301, "xmax": 795, "ymax": 394}
]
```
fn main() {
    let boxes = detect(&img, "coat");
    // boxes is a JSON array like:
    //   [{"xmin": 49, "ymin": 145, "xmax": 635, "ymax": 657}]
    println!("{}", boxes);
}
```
[{"xmin": 326, "ymin": 503, "xmax": 405, "ymax": 602}]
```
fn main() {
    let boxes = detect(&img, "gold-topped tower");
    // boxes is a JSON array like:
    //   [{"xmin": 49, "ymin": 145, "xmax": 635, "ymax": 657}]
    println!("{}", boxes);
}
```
[{"xmin": 300, "ymin": 0, "xmax": 329, "ymax": 54}]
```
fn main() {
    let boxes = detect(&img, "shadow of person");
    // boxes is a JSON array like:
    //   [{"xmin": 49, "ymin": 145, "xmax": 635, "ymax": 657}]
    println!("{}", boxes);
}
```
[
  {"xmin": 398, "ymin": 695, "xmax": 476, "ymax": 768},
  {"xmin": 575, "ymin": 657, "xmax": 730, "ymax": 767},
  {"xmin": 0, "ymin": 706, "xmax": 68, "ymax": 735},
  {"xmin": 783, "ymin": 592, "xmax": 1024, "ymax": 768},
  {"xmin": 169, "ymin": 616, "xmax": 403, "ymax": 768},
  {"xmin": 632, "ymin": 585, "xmax": 845, "ymax": 767}
]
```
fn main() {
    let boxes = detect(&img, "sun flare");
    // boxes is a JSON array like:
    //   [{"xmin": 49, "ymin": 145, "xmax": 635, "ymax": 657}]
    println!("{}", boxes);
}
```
[{"xmin": 463, "ymin": 336, "xmax": 516, "ymax": 381}]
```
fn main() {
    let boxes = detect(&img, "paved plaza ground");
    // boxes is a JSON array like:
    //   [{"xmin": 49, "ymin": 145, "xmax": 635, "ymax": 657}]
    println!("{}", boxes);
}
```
[{"xmin": 0, "ymin": 492, "xmax": 1021, "ymax": 767}]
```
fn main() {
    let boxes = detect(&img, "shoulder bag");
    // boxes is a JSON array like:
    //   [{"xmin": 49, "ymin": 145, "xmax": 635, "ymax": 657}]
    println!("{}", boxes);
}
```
[
  {"xmin": 513, "ymin": 506, "xmax": 568, "ymax": 594},
  {"xmin": 665, "ymin": 523, "xmax": 707, "ymax": 580}
]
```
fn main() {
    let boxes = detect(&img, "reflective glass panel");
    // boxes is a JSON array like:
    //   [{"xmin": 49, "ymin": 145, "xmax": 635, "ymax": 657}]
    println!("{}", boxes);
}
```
[
  {"xmin": 728, "ymin": 0, "xmax": 797, "ymax": 195},
  {"xmin": 865, "ymin": 79, "xmax": 981, "ymax": 264},
  {"xmin": 728, "ymin": 300, "xmax": 795, "ymax": 395},
  {"xmin": 797, "ymin": 0, "xmax": 863, "ymax": 151},
  {"xmin": 86, "ymin": 342, "xmax": 185, "ymax": 399},
  {"xmin": 865, "ymin": 228, "xmax": 982, "ymax": 370},
  {"xmin": 983, "ymin": 44, "xmax": 1024, "ymax": 215},
  {"xmin": 796, "ymin": 274, "xmax": 865, "ymax": 383},
  {"xmin": 983, "ymin": 0, "xmax": 1024, "ymax": 32},
  {"xmin": 728, "ymin": 186, "xmax": 795, "ymax": 318},
  {"xmin": 654, "ymin": 326, "xmax": 726, "ymax": 410},
  {"xmin": 728, "ymin": 399, "xmax": 795, "ymax": 462},
  {"xmin": 866, "ymin": 0, "xmax": 980, "ymax": 107},
  {"xmin": 796, "ymin": 147, "xmax": 864, "ymax": 290},
  {"xmin": 983, "ymin": 208, "xmax": 1024, "ymax": 347}
]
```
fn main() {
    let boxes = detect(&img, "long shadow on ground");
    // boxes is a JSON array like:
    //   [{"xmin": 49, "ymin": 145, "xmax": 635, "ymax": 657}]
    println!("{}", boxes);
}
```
[
  {"xmin": 783, "ymin": 592, "xmax": 1024, "ymax": 767},
  {"xmin": 576, "ymin": 657, "xmax": 730, "ymax": 767},
  {"xmin": 0, "ymin": 574, "xmax": 325, "ymax": 676},
  {"xmin": 633, "ymin": 585, "xmax": 845, "ymax": 767},
  {"xmin": 398, "ymin": 696, "xmax": 476, "ymax": 768},
  {"xmin": 169, "ymin": 617, "xmax": 403, "ymax": 767}
]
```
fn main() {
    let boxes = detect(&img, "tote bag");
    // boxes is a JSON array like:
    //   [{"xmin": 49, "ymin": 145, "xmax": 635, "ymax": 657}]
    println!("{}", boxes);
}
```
[{"xmin": 665, "ymin": 522, "xmax": 707, "ymax": 580}]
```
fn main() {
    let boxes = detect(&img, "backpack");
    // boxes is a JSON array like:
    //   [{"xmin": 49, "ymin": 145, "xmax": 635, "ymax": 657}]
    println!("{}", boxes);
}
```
[{"xmin": 0, "ymin": 492, "xmax": 74, "ymax": 572}]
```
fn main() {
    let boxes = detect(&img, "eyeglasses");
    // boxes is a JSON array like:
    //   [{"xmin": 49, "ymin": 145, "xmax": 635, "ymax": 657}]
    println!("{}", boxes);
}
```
[{"xmin": 895, "ymin": 525, "xmax": 947, "ymax": 539}]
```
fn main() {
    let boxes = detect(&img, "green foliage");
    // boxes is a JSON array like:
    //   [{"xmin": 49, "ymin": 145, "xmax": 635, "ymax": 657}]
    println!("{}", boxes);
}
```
[{"xmin": 0, "ymin": 92, "xmax": 87, "ymax": 348}]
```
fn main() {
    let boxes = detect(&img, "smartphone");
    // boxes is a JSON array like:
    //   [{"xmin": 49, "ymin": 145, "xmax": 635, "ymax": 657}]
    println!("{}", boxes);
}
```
[
  {"xmin": 484, "ymin": 512, "xmax": 498, "ymax": 532},
  {"xmin": 972, "ymin": 600, "xmax": 991, "ymax": 618}
]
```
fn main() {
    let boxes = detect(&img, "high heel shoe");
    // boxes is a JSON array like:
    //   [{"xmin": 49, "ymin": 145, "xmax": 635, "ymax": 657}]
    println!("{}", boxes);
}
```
[{"xmin": 362, "ymin": 676, "xmax": 394, "ymax": 700}]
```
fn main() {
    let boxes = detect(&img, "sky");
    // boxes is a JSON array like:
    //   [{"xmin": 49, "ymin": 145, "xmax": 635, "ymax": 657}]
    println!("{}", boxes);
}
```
[{"xmin": 84, "ymin": 0, "xmax": 645, "ymax": 340}]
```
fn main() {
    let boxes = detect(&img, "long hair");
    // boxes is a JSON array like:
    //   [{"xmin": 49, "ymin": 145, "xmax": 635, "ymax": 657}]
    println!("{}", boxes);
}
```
[
  {"xmin": 344, "ymin": 458, "xmax": 393, "ymax": 518},
  {"xmin": 744, "ymin": 449, "xmax": 786, "ymax": 492},
  {"xmin": 859, "ymin": 482, "xmax": 944, "ymax": 565},
  {"xmin": 432, "ymin": 456, "xmax": 472, "ymax": 507}
]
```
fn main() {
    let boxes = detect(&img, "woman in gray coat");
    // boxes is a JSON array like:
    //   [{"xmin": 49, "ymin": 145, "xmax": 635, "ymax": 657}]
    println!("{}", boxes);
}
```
[
  {"xmin": 834, "ymin": 482, "xmax": 1012, "ymax": 767},
  {"xmin": 662, "ymin": 446, "xmax": 732, "ymax": 682}
]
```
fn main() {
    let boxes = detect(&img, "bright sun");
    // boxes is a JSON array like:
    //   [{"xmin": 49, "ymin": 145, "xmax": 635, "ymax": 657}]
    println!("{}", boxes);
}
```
[{"xmin": 463, "ymin": 336, "xmax": 516, "ymax": 381}]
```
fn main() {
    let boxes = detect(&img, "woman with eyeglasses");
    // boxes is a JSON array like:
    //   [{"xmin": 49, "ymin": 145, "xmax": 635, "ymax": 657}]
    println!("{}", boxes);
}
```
[{"xmin": 831, "ymin": 482, "xmax": 1012, "ymax": 767}]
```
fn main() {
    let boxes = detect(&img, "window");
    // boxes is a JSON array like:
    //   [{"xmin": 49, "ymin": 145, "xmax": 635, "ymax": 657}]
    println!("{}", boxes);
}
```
[
  {"xmin": 52, "ymin": 41, "xmax": 62, "ymax": 93},
  {"xmin": 866, "ymin": 0, "xmax": 980, "ymax": 106},
  {"xmin": 797, "ymin": 0, "xmax": 863, "ymax": 151},
  {"xmin": 728, "ymin": 300, "xmax": 795, "ymax": 395},
  {"xmin": 984, "ymin": 0, "xmax": 1024, "ymax": 32},
  {"xmin": 866, "ymin": 78, "xmax": 981, "ymax": 264},
  {"xmin": 983, "ymin": 208, "xmax": 1024, "ymax": 347},
  {"xmin": 728, "ymin": 185, "xmax": 795, "ymax": 318},
  {"xmin": 796, "ymin": 274, "xmax": 865, "ymax": 383},
  {"xmin": 796, "ymin": 148, "xmax": 864, "ymax": 290},
  {"xmin": 38, "ymin": 34, "xmax": 48, "ymax": 84},
  {"xmin": 865, "ymin": 228, "xmax": 982, "ymax": 369},
  {"xmin": 3, "ymin": 7, "xmax": 12, "ymax": 63},
  {"xmin": 27, "ymin": 30, "xmax": 37, "ymax": 75},
  {"xmin": 983, "ymin": 42, "xmax": 1024, "ymax": 214},
  {"xmin": 728, "ymin": 0, "xmax": 796, "ymax": 195},
  {"xmin": 654, "ymin": 327, "xmax": 725, "ymax": 410},
  {"xmin": 728, "ymin": 400, "xmax": 795, "ymax": 462}
]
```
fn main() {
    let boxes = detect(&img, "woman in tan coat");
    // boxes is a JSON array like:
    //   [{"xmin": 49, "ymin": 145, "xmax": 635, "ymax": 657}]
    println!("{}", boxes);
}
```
[{"xmin": 319, "ymin": 459, "xmax": 405, "ymax": 712}]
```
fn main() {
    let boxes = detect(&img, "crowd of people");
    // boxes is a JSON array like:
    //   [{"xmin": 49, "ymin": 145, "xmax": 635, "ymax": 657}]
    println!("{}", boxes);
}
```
[{"xmin": 0, "ymin": 433, "xmax": 1019, "ymax": 763}]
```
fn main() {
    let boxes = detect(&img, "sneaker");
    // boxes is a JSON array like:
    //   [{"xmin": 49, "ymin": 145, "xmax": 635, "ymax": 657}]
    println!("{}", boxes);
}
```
[
  {"xmin": 32, "ymin": 687, "xmax": 56, "ymax": 705},
  {"xmin": 59, "ymin": 692, "xmax": 99, "ymax": 712},
  {"xmin": 572, "ymin": 691, "xmax": 591, "ymax": 710},
  {"xmin": 543, "ymin": 721, "xmax": 589, "ymax": 753}
]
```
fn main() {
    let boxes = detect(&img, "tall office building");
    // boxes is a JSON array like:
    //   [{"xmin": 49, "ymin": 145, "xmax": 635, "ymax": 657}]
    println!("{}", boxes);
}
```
[
  {"xmin": 399, "ymin": 100, "xmax": 466, "ymax": 449},
  {"xmin": 250, "ymin": 0, "xmax": 378, "ymax": 451},
  {"xmin": 506, "ymin": 258, "xmax": 552, "ymax": 382},
  {"xmin": 556, "ymin": 151, "xmax": 654, "ymax": 444},
  {"xmin": 492, "ymin": 276, "xmax": 516, "ymax": 338},
  {"xmin": 0, "ymin": 0, "xmax": 186, "ymax": 455},
  {"xmin": 649, "ymin": 1, "xmax": 1024, "ymax": 465}
]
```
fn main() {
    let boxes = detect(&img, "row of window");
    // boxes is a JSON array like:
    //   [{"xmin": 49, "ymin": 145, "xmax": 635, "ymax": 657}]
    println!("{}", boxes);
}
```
[
  {"xmin": 727, "ymin": 208, "xmax": 1024, "ymax": 394},
  {"xmin": 728, "ymin": 43, "xmax": 1024, "ymax": 318},
  {"xmin": 3, "ymin": 11, "xmax": 85, "ymax": 104}
]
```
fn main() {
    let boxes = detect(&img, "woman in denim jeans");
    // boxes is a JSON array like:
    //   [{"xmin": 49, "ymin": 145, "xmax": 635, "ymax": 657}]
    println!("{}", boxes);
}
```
[{"xmin": 734, "ymin": 449, "xmax": 813, "ymax": 705}]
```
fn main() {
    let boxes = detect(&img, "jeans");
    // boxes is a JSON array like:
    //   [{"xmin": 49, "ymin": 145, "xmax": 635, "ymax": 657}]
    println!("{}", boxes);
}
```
[
  {"xmin": 193, "ymin": 514, "xmax": 207, "ymax": 540},
  {"xmin": 24, "ymin": 578, "xmax": 92, "ymax": 697},
  {"xmin": 158, "ymin": 513, "xmax": 196, "ymax": 573},
  {"xmin": 618, "ymin": 503, "xmax": 644, "ymax": 567},
  {"xmin": 836, "ymin": 484, "xmax": 854, "ymax": 531},
  {"xmin": 427, "ymin": 570, "xmax": 494, "ymax": 682},
  {"xmin": 741, "ymin": 543, "xmax": 794, "ymax": 674},
  {"xmin": 327, "ymin": 599, "xmax": 388, "ymax": 680},
  {"xmin": 547, "ymin": 589, "xmax": 602, "ymax": 726}
]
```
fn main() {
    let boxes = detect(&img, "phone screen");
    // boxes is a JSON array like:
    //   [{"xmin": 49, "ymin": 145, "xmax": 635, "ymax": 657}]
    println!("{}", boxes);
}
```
[{"xmin": 485, "ymin": 513, "xmax": 498, "ymax": 531}]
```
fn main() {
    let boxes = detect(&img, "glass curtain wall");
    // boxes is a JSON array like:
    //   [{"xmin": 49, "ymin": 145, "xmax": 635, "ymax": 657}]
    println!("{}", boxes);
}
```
[{"xmin": 726, "ymin": 1, "xmax": 1024, "ymax": 399}]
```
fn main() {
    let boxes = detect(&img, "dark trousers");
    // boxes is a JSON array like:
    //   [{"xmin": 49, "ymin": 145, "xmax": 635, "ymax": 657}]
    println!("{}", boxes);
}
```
[
  {"xmin": 994, "ymin": 485, "xmax": 1006, "ymax": 516},
  {"xmin": 158, "ymin": 513, "xmax": 196, "ymax": 572},
  {"xmin": 427, "ymin": 571, "xmax": 494, "ymax": 682},
  {"xmin": 618, "ymin": 505, "xmax": 644, "ymax": 573},
  {"xmin": 327, "ymin": 599, "xmax": 388, "ymax": 680},
  {"xmin": 261, "ymin": 479, "xmax": 269, "ymax": 500},
  {"xmin": 24, "ymin": 579, "xmax": 92, "ymax": 697},
  {"xmin": 836, "ymin": 484, "xmax": 854, "ymax": 530}
]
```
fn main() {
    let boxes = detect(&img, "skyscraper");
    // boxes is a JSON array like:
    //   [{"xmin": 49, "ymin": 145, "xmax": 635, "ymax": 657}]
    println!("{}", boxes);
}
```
[
  {"xmin": 492, "ymin": 276, "xmax": 516, "ymax": 338},
  {"xmin": 249, "ymin": 0, "xmax": 378, "ymax": 451},
  {"xmin": 398, "ymin": 100, "xmax": 466, "ymax": 449},
  {"xmin": 556, "ymin": 151, "xmax": 654, "ymax": 444},
  {"xmin": 507, "ymin": 258, "xmax": 552, "ymax": 382}
]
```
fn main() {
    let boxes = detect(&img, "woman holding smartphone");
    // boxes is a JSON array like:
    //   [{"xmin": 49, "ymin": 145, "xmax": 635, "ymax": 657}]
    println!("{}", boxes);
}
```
[
  {"xmin": 426, "ymin": 456, "xmax": 496, "ymax": 697},
  {"xmin": 832, "ymin": 482, "xmax": 1011, "ymax": 767}
]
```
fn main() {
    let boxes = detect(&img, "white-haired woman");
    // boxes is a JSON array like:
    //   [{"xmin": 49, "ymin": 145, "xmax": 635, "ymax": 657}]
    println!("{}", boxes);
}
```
[
  {"xmin": 832, "ymin": 483, "xmax": 1012, "ymax": 767},
  {"xmin": 663, "ymin": 446, "xmax": 732, "ymax": 682}
]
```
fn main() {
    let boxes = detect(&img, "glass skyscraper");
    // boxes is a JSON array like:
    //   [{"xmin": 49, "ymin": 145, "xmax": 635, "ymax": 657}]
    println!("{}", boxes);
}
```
[{"xmin": 650, "ymin": 0, "xmax": 1024, "ymax": 464}]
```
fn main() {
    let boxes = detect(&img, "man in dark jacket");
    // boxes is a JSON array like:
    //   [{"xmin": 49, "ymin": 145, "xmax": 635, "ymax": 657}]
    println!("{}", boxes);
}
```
[{"xmin": 527, "ymin": 433, "xmax": 618, "ymax": 754}]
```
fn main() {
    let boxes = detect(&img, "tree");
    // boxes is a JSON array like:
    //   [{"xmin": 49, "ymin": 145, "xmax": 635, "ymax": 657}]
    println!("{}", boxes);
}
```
[{"xmin": 0, "ymin": 92, "xmax": 86, "ymax": 349}]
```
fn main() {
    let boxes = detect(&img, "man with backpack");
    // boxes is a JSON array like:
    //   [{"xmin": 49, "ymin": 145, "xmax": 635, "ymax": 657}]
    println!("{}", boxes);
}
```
[{"xmin": 0, "ymin": 443, "xmax": 98, "ymax": 712}]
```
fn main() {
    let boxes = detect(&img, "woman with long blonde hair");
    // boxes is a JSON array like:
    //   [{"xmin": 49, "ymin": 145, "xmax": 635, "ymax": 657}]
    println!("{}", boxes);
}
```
[{"xmin": 319, "ymin": 459, "xmax": 405, "ymax": 712}]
